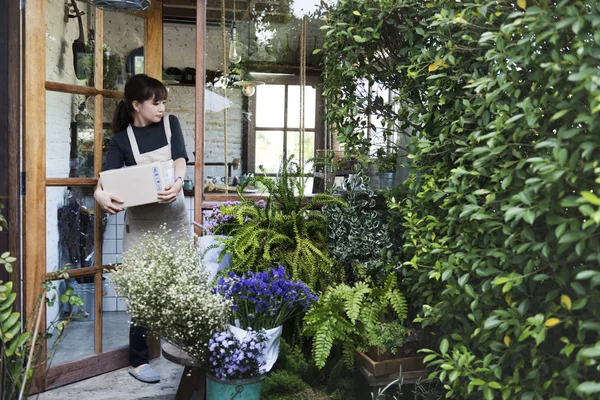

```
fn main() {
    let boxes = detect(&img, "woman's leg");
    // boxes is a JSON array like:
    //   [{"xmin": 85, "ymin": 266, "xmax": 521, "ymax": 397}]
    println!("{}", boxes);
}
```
[{"xmin": 129, "ymin": 324, "xmax": 149, "ymax": 367}]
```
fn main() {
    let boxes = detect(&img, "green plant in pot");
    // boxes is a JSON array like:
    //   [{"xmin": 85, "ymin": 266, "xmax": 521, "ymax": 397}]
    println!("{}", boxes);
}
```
[
  {"xmin": 302, "ymin": 267, "xmax": 408, "ymax": 369},
  {"xmin": 216, "ymin": 156, "xmax": 346, "ymax": 292},
  {"xmin": 374, "ymin": 148, "xmax": 397, "ymax": 190}
]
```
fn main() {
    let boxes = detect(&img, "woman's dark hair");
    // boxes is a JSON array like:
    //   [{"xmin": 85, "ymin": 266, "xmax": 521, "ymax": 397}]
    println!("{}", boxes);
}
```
[{"xmin": 112, "ymin": 74, "xmax": 168, "ymax": 133}]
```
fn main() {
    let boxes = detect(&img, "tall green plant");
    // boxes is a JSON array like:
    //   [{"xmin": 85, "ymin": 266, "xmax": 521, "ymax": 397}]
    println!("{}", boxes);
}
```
[
  {"xmin": 219, "ymin": 157, "xmax": 346, "ymax": 292},
  {"xmin": 322, "ymin": 0, "xmax": 600, "ymax": 398},
  {"xmin": 322, "ymin": 172, "xmax": 393, "ymax": 284}
]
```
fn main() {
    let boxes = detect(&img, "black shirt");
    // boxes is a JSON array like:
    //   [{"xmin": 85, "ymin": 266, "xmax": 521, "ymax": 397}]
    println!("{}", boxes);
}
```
[{"xmin": 103, "ymin": 115, "xmax": 189, "ymax": 171}]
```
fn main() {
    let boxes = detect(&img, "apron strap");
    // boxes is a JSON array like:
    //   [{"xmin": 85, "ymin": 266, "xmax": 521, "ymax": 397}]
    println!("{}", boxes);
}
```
[
  {"xmin": 126, "ymin": 125, "xmax": 142, "ymax": 160},
  {"xmin": 163, "ymin": 115, "xmax": 172, "ymax": 145}
]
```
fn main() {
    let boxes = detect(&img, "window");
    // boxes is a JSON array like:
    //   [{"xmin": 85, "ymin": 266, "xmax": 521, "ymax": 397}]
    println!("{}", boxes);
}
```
[{"xmin": 247, "ymin": 75, "xmax": 323, "ymax": 175}]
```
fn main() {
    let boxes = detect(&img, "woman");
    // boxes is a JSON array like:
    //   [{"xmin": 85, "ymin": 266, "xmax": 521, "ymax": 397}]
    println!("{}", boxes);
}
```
[{"xmin": 95, "ymin": 74, "xmax": 189, "ymax": 384}]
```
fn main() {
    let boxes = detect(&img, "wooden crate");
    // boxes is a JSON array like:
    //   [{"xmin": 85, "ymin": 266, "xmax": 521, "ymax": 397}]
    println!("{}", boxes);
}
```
[{"xmin": 355, "ymin": 351, "xmax": 425, "ymax": 377}]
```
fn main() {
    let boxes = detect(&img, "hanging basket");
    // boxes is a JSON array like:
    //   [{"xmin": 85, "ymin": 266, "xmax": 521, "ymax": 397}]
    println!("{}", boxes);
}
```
[{"xmin": 92, "ymin": 0, "xmax": 150, "ymax": 11}]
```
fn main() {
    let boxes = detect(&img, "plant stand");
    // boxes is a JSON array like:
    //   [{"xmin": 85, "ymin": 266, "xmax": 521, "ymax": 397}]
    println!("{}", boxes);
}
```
[
  {"xmin": 162, "ymin": 341, "xmax": 206, "ymax": 400},
  {"xmin": 356, "ymin": 352, "xmax": 429, "ymax": 397}
]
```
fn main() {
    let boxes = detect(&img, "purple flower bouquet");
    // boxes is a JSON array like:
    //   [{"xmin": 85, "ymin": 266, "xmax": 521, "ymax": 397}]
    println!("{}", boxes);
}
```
[
  {"xmin": 208, "ymin": 328, "xmax": 268, "ymax": 380},
  {"xmin": 214, "ymin": 266, "xmax": 318, "ymax": 330}
]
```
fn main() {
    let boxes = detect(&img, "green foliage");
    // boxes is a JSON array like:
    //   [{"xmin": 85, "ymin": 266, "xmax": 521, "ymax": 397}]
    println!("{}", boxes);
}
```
[
  {"xmin": 322, "ymin": 172, "xmax": 393, "ymax": 284},
  {"xmin": 220, "ymin": 157, "xmax": 346, "ymax": 292},
  {"xmin": 302, "ymin": 272, "xmax": 408, "ymax": 369},
  {"xmin": 374, "ymin": 147, "xmax": 397, "ymax": 173},
  {"xmin": 322, "ymin": 0, "xmax": 600, "ymax": 398},
  {"xmin": 365, "ymin": 320, "xmax": 409, "ymax": 356},
  {"xmin": 262, "ymin": 371, "xmax": 308, "ymax": 400},
  {"xmin": 1, "ymin": 258, "xmax": 81, "ymax": 400}
]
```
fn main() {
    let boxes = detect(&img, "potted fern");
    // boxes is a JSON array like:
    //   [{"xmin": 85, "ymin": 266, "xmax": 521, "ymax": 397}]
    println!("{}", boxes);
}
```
[{"xmin": 216, "ymin": 156, "xmax": 346, "ymax": 293}]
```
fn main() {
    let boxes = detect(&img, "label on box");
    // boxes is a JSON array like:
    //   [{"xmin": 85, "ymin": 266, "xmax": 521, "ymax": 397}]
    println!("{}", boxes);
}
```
[
  {"xmin": 152, "ymin": 166, "xmax": 162, "ymax": 191},
  {"xmin": 164, "ymin": 167, "xmax": 175, "ymax": 184}
]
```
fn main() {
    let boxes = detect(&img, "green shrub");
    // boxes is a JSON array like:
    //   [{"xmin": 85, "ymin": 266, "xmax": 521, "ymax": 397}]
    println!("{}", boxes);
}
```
[
  {"xmin": 321, "ymin": 0, "xmax": 600, "ymax": 399},
  {"xmin": 262, "ymin": 371, "xmax": 308, "ymax": 400},
  {"xmin": 322, "ymin": 172, "xmax": 393, "ymax": 284}
]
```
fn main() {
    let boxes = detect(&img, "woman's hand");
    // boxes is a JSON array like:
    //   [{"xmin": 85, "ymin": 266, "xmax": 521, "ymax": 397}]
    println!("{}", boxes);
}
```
[
  {"xmin": 157, "ymin": 179, "xmax": 183, "ymax": 204},
  {"xmin": 94, "ymin": 188, "xmax": 124, "ymax": 215}
]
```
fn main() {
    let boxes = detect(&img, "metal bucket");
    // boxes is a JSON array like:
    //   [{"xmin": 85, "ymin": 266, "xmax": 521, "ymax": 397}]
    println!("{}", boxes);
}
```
[
  {"xmin": 206, "ymin": 374, "xmax": 265, "ymax": 400},
  {"xmin": 379, "ymin": 172, "xmax": 397, "ymax": 189}
]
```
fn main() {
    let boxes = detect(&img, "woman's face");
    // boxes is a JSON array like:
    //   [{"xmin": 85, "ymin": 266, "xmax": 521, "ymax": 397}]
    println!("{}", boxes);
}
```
[{"xmin": 133, "ymin": 96, "xmax": 166, "ymax": 126}]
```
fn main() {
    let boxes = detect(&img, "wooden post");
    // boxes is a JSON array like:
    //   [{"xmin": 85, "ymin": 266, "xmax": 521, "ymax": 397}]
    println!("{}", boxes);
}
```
[
  {"xmin": 23, "ymin": 0, "xmax": 47, "ymax": 392},
  {"xmin": 145, "ymin": 0, "xmax": 163, "ymax": 359},
  {"xmin": 195, "ymin": 0, "xmax": 206, "ymax": 233},
  {"xmin": 145, "ymin": 0, "xmax": 163, "ymax": 80}
]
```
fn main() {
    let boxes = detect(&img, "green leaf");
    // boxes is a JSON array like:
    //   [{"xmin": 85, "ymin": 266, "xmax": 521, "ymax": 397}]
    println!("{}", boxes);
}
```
[
  {"xmin": 440, "ymin": 338, "xmax": 449, "ymax": 355},
  {"xmin": 558, "ymin": 231, "xmax": 586, "ymax": 244},
  {"xmin": 581, "ymin": 191, "xmax": 600, "ymax": 206},
  {"xmin": 577, "ymin": 381, "xmax": 600, "ymax": 394},
  {"xmin": 353, "ymin": 35, "xmax": 369, "ymax": 43},
  {"xmin": 576, "ymin": 270, "xmax": 598, "ymax": 280}
]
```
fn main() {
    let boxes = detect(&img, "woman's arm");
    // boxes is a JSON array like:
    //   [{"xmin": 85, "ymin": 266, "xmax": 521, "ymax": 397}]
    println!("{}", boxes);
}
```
[
  {"xmin": 95, "ymin": 139, "xmax": 125, "ymax": 214},
  {"xmin": 94, "ymin": 176, "xmax": 124, "ymax": 215},
  {"xmin": 157, "ymin": 157, "xmax": 186, "ymax": 204}
]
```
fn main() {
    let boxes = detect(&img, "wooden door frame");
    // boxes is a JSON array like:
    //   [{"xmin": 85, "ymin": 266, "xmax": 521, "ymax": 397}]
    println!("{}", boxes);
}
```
[
  {"xmin": 23, "ymin": 0, "xmax": 164, "ymax": 392},
  {"xmin": 0, "ymin": 0, "xmax": 21, "ymax": 293},
  {"xmin": 194, "ymin": 0, "xmax": 206, "ymax": 234}
]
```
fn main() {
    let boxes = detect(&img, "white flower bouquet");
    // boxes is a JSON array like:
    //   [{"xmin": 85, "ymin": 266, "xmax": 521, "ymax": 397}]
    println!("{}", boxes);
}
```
[{"xmin": 111, "ymin": 227, "xmax": 232, "ymax": 363}]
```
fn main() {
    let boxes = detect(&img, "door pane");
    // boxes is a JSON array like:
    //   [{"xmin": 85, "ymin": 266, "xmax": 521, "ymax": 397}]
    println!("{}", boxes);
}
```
[
  {"xmin": 256, "ymin": 131, "xmax": 284, "ymax": 174},
  {"xmin": 102, "ymin": 273, "xmax": 130, "ymax": 352},
  {"xmin": 47, "ymin": 186, "xmax": 98, "ymax": 273},
  {"xmin": 46, "ymin": 92, "xmax": 96, "ymax": 179},
  {"xmin": 287, "ymin": 85, "xmax": 316, "ymax": 129},
  {"xmin": 103, "ymin": 11, "xmax": 145, "ymax": 91},
  {"xmin": 46, "ymin": 0, "xmax": 96, "ymax": 87},
  {"xmin": 46, "ymin": 276, "xmax": 96, "ymax": 366}
]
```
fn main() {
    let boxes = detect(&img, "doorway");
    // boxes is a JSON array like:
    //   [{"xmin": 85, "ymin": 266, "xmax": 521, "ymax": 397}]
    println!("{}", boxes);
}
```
[{"xmin": 23, "ymin": 0, "xmax": 164, "ymax": 391}]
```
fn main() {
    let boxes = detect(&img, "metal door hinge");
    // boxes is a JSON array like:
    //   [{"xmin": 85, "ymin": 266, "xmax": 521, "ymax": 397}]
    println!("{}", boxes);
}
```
[{"xmin": 21, "ymin": 172, "xmax": 26, "ymax": 195}]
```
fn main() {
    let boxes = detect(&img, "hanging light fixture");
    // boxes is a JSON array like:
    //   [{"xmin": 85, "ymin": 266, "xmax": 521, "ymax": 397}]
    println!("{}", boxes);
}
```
[
  {"xmin": 228, "ymin": 23, "xmax": 242, "ymax": 64},
  {"xmin": 233, "ymin": 70, "xmax": 264, "ymax": 97},
  {"xmin": 91, "ymin": 0, "xmax": 150, "ymax": 11}
]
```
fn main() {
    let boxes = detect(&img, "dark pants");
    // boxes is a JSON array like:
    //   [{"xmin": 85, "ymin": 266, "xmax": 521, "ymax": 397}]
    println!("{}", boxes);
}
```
[{"xmin": 129, "ymin": 324, "xmax": 149, "ymax": 367}]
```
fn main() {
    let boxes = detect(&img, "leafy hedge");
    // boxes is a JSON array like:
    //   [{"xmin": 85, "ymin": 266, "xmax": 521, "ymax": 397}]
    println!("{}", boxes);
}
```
[{"xmin": 321, "ymin": 0, "xmax": 600, "ymax": 399}]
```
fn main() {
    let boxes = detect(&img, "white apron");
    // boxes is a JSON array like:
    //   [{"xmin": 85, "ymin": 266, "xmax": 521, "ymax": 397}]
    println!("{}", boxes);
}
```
[{"xmin": 122, "ymin": 115, "xmax": 190, "ymax": 253}]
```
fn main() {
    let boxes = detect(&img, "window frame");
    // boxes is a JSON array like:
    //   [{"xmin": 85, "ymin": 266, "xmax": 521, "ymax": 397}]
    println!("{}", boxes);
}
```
[{"xmin": 246, "ymin": 74, "xmax": 324, "ymax": 174}]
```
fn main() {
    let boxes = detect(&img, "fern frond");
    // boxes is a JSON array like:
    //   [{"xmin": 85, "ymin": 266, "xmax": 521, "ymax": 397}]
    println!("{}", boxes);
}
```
[
  {"xmin": 344, "ymin": 282, "xmax": 371, "ymax": 324},
  {"xmin": 340, "ymin": 339, "xmax": 356, "ymax": 368},
  {"xmin": 386, "ymin": 289, "xmax": 408, "ymax": 321}
]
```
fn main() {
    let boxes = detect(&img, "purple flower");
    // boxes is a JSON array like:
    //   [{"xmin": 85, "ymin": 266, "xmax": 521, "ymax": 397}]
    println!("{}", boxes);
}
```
[
  {"xmin": 213, "ymin": 266, "xmax": 317, "ymax": 330},
  {"xmin": 207, "ymin": 329, "xmax": 268, "ymax": 380}
]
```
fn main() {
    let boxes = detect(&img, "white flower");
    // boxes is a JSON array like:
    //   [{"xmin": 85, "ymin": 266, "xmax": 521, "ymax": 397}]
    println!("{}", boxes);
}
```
[{"xmin": 111, "ymin": 226, "xmax": 232, "ymax": 363}]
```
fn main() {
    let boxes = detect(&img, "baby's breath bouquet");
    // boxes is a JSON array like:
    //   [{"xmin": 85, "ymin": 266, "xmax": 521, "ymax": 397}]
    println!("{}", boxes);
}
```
[{"xmin": 111, "ymin": 227, "xmax": 232, "ymax": 363}]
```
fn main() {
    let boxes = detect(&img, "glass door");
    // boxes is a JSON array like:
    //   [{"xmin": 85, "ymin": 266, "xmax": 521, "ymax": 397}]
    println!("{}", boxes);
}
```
[{"xmin": 24, "ymin": 0, "xmax": 163, "ymax": 391}]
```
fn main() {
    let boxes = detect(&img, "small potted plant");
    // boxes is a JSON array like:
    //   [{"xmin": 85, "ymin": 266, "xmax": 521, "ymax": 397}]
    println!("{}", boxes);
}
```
[
  {"xmin": 205, "ymin": 328, "xmax": 269, "ymax": 399},
  {"xmin": 374, "ymin": 147, "xmax": 398, "ymax": 189}
]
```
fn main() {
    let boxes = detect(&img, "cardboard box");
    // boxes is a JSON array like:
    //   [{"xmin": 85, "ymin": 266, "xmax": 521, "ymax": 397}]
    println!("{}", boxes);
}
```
[{"xmin": 99, "ymin": 160, "xmax": 175, "ymax": 208}]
